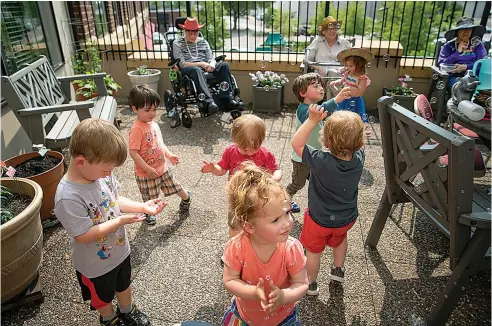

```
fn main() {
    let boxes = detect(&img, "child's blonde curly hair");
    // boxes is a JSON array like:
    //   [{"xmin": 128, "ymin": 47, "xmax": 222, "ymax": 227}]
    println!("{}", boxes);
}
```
[
  {"xmin": 320, "ymin": 111, "xmax": 364, "ymax": 157},
  {"xmin": 227, "ymin": 162, "xmax": 287, "ymax": 229}
]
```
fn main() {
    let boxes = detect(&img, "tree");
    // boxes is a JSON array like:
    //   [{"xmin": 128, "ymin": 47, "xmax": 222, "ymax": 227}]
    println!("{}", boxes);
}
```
[
  {"xmin": 226, "ymin": 2, "xmax": 273, "ymax": 30},
  {"xmin": 264, "ymin": 7, "xmax": 298, "ymax": 37},
  {"xmin": 191, "ymin": 2, "xmax": 230, "ymax": 50},
  {"xmin": 376, "ymin": 1, "xmax": 464, "ymax": 57},
  {"xmin": 307, "ymin": 2, "xmax": 373, "ymax": 37}
]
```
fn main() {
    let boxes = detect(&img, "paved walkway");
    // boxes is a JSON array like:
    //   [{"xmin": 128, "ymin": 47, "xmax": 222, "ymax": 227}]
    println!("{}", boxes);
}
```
[{"xmin": 2, "ymin": 107, "xmax": 490, "ymax": 326}]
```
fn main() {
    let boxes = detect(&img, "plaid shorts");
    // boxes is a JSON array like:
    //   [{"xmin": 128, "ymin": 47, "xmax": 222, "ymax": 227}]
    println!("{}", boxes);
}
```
[{"xmin": 135, "ymin": 170, "xmax": 182, "ymax": 201}]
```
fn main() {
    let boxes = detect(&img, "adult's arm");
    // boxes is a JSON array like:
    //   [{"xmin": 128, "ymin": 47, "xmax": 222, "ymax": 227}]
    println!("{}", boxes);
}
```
[
  {"xmin": 467, "ymin": 42, "xmax": 488, "ymax": 70},
  {"xmin": 437, "ymin": 41, "xmax": 461, "ymax": 66},
  {"xmin": 204, "ymin": 39, "xmax": 217, "ymax": 67}
]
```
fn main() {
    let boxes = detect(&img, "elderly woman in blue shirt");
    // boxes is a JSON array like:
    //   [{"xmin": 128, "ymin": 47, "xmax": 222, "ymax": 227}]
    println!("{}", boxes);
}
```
[
  {"xmin": 438, "ymin": 16, "xmax": 487, "ymax": 87},
  {"xmin": 304, "ymin": 16, "xmax": 352, "ymax": 100}
]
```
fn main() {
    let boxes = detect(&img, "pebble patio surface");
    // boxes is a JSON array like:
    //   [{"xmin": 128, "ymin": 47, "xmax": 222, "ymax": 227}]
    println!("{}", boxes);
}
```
[{"xmin": 2, "ymin": 106, "xmax": 490, "ymax": 326}]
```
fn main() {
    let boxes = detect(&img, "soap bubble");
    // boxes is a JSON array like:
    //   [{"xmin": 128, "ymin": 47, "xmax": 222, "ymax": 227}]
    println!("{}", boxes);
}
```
[
  {"xmin": 471, "ymin": 36, "xmax": 481, "ymax": 47},
  {"xmin": 368, "ymin": 116, "xmax": 376, "ymax": 123},
  {"xmin": 336, "ymin": 23, "xmax": 341, "ymax": 29},
  {"xmin": 219, "ymin": 81, "xmax": 230, "ymax": 91},
  {"xmin": 432, "ymin": 74, "xmax": 439, "ymax": 80},
  {"xmin": 234, "ymin": 95, "xmax": 241, "ymax": 102},
  {"xmin": 424, "ymin": 112, "xmax": 431, "ymax": 119},
  {"xmin": 456, "ymin": 77, "xmax": 462, "ymax": 83},
  {"xmin": 383, "ymin": 54, "xmax": 390, "ymax": 61},
  {"xmin": 486, "ymin": 97, "xmax": 491, "ymax": 109},
  {"xmin": 361, "ymin": 113, "xmax": 368, "ymax": 121},
  {"xmin": 198, "ymin": 93, "xmax": 206, "ymax": 101},
  {"xmin": 366, "ymin": 62, "xmax": 371, "ymax": 68},
  {"xmin": 264, "ymin": 85, "xmax": 270, "ymax": 91},
  {"xmin": 259, "ymin": 60, "xmax": 267, "ymax": 69},
  {"xmin": 271, "ymin": 14, "xmax": 275, "ymax": 19},
  {"xmin": 350, "ymin": 100, "xmax": 356, "ymax": 106},
  {"xmin": 437, "ymin": 81, "xmax": 445, "ymax": 90},
  {"xmin": 330, "ymin": 215, "xmax": 335, "ymax": 220},
  {"xmin": 291, "ymin": 62, "xmax": 295, "ymax": 66},
  {"xmin": 207, "ymin": 25, "xmax": 214, "ymax": 32},
  {"xmin": 430, "ymin": 97, "xmax": 437, "ymax": 104}
]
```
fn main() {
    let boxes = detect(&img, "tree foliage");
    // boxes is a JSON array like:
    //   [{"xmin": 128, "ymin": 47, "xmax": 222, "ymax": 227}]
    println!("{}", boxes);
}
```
[
  {"xmin": 191, "ymin": 2, "xmax": 230, "ymax": 50},
  {"xmin": 226, "ymin": 2, "xmax": 273, "ymax": 30}
]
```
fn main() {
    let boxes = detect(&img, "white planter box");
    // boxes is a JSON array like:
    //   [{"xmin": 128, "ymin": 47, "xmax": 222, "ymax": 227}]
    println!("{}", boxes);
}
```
[{"xmin": 127, "ymin": 69, "xmax": 161, "ymax": 93}]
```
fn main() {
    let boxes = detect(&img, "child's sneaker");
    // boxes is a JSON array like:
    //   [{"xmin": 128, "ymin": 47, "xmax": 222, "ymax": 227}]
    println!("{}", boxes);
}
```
[
  {"xmin": 144, "ymin": 214, "xmax": 157, "ymax": 225},
  {"xmin": 329, "ymin": 265, "xmax": 345, "ymax": 283},
  {"xmin": 99, "ymin": 315, "xmax": 126, "ymax": 326},
  {"xmin": 179, "ymin": 191, "xmax": 191, "ymax": 212},
  {"xmin": 118, "ymin": 305, "xmax": 152, "ymax": 326},
  {"xmin": 307, "ymin": 281, "xmax": 319, "ymax": 296},
  {"xmin": 290, "ymin": 201, "xmax": 301, "ymax": 213}
]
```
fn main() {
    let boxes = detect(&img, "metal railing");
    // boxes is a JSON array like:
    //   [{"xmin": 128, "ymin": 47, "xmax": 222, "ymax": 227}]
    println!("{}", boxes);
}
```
[{"xmin": 69, "ymin": 1, "xmax": 490, "ymax": 68}]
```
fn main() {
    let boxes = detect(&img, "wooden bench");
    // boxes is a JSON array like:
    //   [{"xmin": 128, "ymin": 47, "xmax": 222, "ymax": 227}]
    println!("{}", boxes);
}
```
[
  {"xmin": 365, "ymin": 96, "xmax": 491, "ymax": 325},
  {"xmin": 1, "ymin": 56, "xmax": 119, "ymax": 151}
]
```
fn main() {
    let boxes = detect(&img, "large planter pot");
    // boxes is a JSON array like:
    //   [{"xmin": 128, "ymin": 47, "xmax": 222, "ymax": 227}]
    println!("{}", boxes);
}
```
[
  {"xmin": 5, "ymin": 151, "xmax": 64, "ymax": 220},
  {"xmin": 1, "ymin": 178, "xmax": 43, "ymax": 303},
  {"xmin": 252, "ymin": 86, "xmax": 284, "ymax": 113},
  {"xmin": 127, "ymin": 69, "xmax": 161, "ymax": 93},
  {"xmin": 383, "ymin": 88, "xmax": 417, "ymax": 112}
]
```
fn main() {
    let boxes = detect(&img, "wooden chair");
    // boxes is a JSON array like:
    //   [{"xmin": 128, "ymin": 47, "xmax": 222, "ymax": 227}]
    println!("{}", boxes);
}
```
[
  {"xmin": 366, "ymin": 96, "xmax": 491, "ymax": 325},
  {"xmin": 1, "ymin": 56, "xmax": 119, "ymax": 151}
]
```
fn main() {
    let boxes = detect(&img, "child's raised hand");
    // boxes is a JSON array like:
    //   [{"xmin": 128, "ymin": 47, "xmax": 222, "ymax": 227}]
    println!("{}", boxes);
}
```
[
  {"xmin": 200, "ymin": 160, "xmax": 215, "ymax": 173},
  {"xmin": 119, "ymin": 214, "xmax": 147, "ymax": 225},
  {"xmin": 168, "ymin": 154, "xmax": 180, "ymax": 165},
  {"xmin": 255, "ymin": 278, "xmax": 269, "ymax": 310},
  {"xmin": 143, "ymin": 199, "xmax": 167, "ymax": 216},
  {"xmin": 307, "ymin": 104, "xmax": 328, "ymax": 122},
  {"xmin": 265, "ymin": 280, "xmax": 286, "ymax": 314},
  {"xmin": 334, "ymin": 87, "xmax": 352, "ymax": 104}
]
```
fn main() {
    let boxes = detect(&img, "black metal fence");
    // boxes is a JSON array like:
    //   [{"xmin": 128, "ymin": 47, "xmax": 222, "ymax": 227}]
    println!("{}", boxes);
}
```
[{"xmin": 70, "ymin": 1, "xmax": 490, "ymax": 68}]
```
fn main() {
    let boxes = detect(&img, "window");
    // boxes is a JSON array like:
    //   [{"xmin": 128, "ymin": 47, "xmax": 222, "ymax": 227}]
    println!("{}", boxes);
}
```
[{"xmin": 1, "ymin": 2, "xmax": 63, "ymax": 75}]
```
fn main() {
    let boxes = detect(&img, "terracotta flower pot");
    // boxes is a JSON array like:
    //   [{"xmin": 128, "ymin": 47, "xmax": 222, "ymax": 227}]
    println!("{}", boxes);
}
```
[
  {"xmin": 1, "ymin": 178, "xmax": 43, "ymax": 303},
  {"xmin": 5, "ymin": 151, "xmax": 64, "ymax": 220}
]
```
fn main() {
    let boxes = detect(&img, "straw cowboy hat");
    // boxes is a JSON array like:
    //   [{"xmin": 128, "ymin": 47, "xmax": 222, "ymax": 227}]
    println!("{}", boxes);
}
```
[
  {"xmin": 178, "ymin": 17, "xmax": 205, "ymax": 31},
  {"xmin": 318, "ymin": 16, "xmax": 342, "ymax": 35},
  {"xmin": 337, "ymin": 48, "xmax": 374, "ymax": 64},
  {"xmin": 444, "ymin": 16, "xmax": 485, "ymax": 40}
]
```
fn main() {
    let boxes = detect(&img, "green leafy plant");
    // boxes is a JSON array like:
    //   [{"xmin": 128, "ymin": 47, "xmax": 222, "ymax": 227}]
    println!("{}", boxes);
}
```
[
  {"xmin": 136, "ymin": 65, "xmax": 150, "ymax": 75},
  {"xmin": 389, "ymin": 76, "xmax": 416, "ymax": 96},
  {"xmin": 1, "ymin": 185, "xmax": 14, "ymax": 224},
  {"xmin": 71, "ymin": 42, "xmax": 121, "ymax": 98}
]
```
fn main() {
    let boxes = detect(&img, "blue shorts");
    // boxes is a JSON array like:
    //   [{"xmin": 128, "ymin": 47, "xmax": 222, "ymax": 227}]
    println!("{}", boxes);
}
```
[{"xmin": 221, "ymin": 299, "xmax": 301, "ymax": 325}]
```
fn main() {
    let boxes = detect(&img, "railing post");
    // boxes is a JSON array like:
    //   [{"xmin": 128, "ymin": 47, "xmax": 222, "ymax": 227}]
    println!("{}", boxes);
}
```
[
  {"xmin": 186, "ymin": 2, "xmax": 192, "ymax": 18},
  {"xmin": 324, "ymin": 1, "xmax": 329, "ymax": 17},
  {"xmin": 480, "ymin": 2, "xmax": 491, "ymax": 27}
]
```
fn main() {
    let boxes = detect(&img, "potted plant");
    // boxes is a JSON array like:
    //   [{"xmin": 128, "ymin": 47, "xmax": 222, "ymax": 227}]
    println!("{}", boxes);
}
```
[
  {"xmin": 250, "ymin": 70, "xmax": 289, "ymax": 113},
  {"xmin": 71, "ymin": 43, "xmax": 121, "ymax": 101},
  {"xmin": 1, "ymin": 178, "xmax": 43, "ymax": 304},
  {"xmin": 3, "ymin": 149, "xmax": 64, "ymax": 220},
  {"xmin": 383, "ymin": 75, "xmax": 417, "ymax": 111},
  {"xmin": 127, "ymin": 65, "xmax": 161, "ymax": 93}
]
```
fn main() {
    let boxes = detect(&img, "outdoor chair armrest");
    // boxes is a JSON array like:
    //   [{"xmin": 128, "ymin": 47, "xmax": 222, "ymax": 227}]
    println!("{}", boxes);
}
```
[
  {"xmin": 420, "ymin": 143, "xmax": 438, "ymax": 152},
  {"xmin": 57, "ymin": 73, "xmax": 107, "ymax": 82},
  {"xmin": 431, "ymin": 66, "xmax": 448, "ymax": 77},
  {"xmin": 459, "ymin": 212, "xmax": 491, "ymax": 228},
  {"xmin": 16, "ymin": 102, "xmax": 94, "ymax": 116}
]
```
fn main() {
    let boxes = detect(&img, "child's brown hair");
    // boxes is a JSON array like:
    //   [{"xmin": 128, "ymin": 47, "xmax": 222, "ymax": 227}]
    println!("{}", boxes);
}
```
[
  {"xmin": 292, "ymin": 72, "xmax": 324, "ymax": 102},
  {"xmin": 345, "ymin": 56, "xmax": 367, "ymax": 75},
  {"xmin": 231, "ymin": 114, "xmax": 266, "ymax": 150},
  {"xmin": 69, "ymin": 118, "xmax": 127, "ymax": 166},
  {"xmin": 320, "ymin": 111, "xmax": 364, "ymax": 157},
  {"xmin": 129, "ymin": 84, "xmax": 160, "ymax": 110},
  {"xmin": 227, "ymin": 162, "xmax": 287, "ymax": 229}
]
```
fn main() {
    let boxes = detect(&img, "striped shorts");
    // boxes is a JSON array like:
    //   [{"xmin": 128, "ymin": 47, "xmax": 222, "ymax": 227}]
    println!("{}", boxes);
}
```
[
  {"xmin": 222, "ymin": 299, "xmax": 300, "ymax": 326},
  {"xmin": 135, "ymin": 170, "xmax": 182, "ymax": 201}
]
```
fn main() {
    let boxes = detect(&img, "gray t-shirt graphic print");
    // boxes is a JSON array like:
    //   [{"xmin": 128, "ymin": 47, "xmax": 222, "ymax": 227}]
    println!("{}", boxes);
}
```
[{"xmin": 54, "ymin": 175, "xmax": 130, "ymax": 278}]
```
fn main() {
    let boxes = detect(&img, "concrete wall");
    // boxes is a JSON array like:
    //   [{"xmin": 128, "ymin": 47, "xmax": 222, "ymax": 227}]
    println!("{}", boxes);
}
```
[
  {"xmin": 104, "ymin": 56, "xmax": 432, "ymax": 113},
  {"xmin": 1, "ymin": 2, "xmax": 75, "ymax": 161}
]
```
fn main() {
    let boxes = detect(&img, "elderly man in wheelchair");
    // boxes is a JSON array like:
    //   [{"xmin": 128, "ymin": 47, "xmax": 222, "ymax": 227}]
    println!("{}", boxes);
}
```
[{"xmin": 165, "ymin": 17, "xmax": 244, "ymax": 128}]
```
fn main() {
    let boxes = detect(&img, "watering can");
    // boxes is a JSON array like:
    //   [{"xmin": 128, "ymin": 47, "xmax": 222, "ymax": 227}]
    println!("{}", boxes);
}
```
[{"xmin": 472, "ymin": 58, "xmax": 492, "ymax": 92}]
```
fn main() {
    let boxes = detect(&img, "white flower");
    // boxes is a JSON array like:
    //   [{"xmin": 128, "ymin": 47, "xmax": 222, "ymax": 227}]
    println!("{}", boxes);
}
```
[{"xmin": 280, "ymin": 74, "xmax": 286, "ymax": 78}]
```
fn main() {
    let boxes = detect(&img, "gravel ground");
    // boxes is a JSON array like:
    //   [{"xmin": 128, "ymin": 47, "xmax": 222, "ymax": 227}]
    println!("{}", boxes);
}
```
[{"xmin": 2, "ymin": 105, "xmax": 490, "ymax": 326}]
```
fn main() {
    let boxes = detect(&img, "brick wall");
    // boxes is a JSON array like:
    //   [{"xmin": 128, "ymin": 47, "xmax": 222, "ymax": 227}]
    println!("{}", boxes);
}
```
[{"xmin": 70, "ymin": 1, "xmax": 96, "ymax": 40}]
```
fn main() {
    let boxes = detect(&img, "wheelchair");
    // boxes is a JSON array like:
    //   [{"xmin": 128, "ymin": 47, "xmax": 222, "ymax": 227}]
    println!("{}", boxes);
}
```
[{"xmin": 163, "ymin": 19, "xmax": 243, "ymax": 128}]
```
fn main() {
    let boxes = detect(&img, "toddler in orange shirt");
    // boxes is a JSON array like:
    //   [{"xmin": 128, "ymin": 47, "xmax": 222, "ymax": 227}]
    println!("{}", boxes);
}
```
[{"xmin": 221, "ymin": 163, "xmax": 308, "ymax": 325}]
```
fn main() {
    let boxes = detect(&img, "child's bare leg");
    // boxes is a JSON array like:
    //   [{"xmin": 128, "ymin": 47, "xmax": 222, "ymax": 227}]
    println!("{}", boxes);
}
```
[
  {"xmin": 177, "ymin": 188, "xmax": 190, "ymax": 200},
  {"xmin": 333, "ymin": 237, "xmax": 348, "ymax": 268},
  {"xmin": 305, "ymin": 250, "xmax": 322, "ymax": 283},
  {"xmin": 115, "ymin": 286, "xmax": 132, "ymax": 307},
  {"xmin": 98, "ymin": 303, "xmax": 116, "ymax": 319}
]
